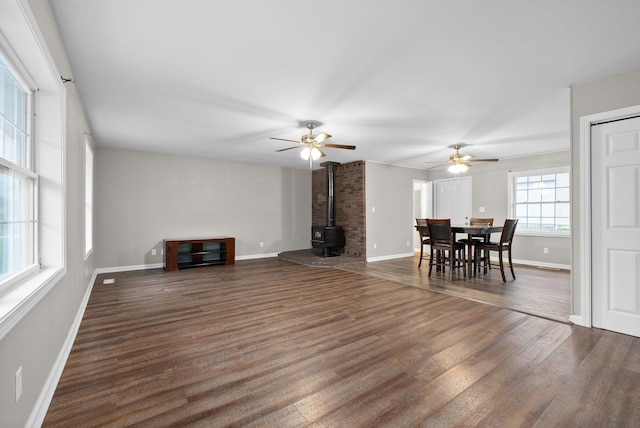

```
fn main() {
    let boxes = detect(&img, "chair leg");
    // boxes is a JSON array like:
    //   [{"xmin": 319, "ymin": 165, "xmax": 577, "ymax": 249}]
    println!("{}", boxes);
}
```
[
  {"xmin": 508, "ymin": 248, "xmax": 515, "ymax": 279},
  {"xmin": 428, "ymin": 247, "xmax": 436, "ymax": 276},
  {"xmin": 482, "ymin": 249, "xmax": 489, "ymax": 274},
  {"xmin": 419, "ymin": 243, "xmax": 424, "ymax": 267},
  {"xmin": 462, "ymin": 247, "xmax": 466, "ymax": 278},
  {"xmin": 498, "ymin": 250, "xmax": 506, "ymax": 282},
  {"xmin": 474, "ymin": 246, "xmax": 482, "ymax": 275}
]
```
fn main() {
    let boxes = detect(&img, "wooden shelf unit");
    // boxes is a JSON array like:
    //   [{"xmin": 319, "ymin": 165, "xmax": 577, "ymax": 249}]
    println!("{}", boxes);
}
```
[{"xmin": 163, "ymin": 237, "xmax": 235, "ymax": 271}]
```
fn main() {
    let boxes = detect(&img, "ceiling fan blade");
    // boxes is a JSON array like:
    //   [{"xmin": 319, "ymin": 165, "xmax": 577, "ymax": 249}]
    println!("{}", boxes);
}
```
[
  {"xmin": 317, "ymin": 148, "xmax": 326, "ymax": 158},
  {"xmin": 276, "ymin": 146, "xmax": 301, "ymax": 152},
  {"xmin": 468, "ymin": 158, "xmax": 499, "ymax": 162},
  {"xmin": 313, "ymin": 133, "xmax": 331, "ymax": 143},
  {"xmin": 269, "ymin": 137, "xmax": 300, "ymax": 144},
  {"xmin": 322, "ymin": 143, "xmax": 356, "ymax": 150}
]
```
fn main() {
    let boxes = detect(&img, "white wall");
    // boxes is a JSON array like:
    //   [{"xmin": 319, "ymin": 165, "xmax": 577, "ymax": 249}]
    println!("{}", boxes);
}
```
[
  {"xmin": 0, "ymin": 1, "xmax": 95, "ymax": 426},
  {"xmin": 366, "ymin": 162, "xmax": 430, "ymax": 260},
  {"xmin": 95, "ymin": 148, "xmax": 312, "ymax": 268},
  {"xmin": 571, "ymin": 67, "xmax": 640, "ymax": 319},
  {"xmin": 428, "ymin": 151, "xmax": 572, "ymax": 268},
  {"xmin": 364, "ymin": 155, "xmax": 573, "ymax": 266}
]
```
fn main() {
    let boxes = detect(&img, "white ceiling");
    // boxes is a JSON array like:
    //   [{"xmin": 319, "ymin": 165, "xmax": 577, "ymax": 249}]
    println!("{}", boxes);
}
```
[{"xmin": 49, "ymin": 0, "xmax": 640, "ymax": 170}]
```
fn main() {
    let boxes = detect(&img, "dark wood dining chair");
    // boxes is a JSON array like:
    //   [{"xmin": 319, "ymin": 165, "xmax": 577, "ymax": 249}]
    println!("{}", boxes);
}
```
[
  {"xmin": 415, "ymin": 218, "xmax": 431, "ymax": 267},
  {"xmin": 427, "ymin": 219, "xmax": 466, "ymax": 280},
  {"xmin": 475, "ymin": 219, "xmax": 518, "ymax": 282}
]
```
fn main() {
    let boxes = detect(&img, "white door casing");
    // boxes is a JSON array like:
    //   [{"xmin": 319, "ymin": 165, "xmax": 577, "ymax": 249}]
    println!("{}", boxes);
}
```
[
  {"xmin": 591, "ymin": 116, "xmax": 640, "ymax": 337},
  {"xmin": 413, "ymin": 180, "xmax": 432, "ymax": 250},
  {"xmin": 434, "ymin": 177, "xmax": 471, "ymax": 225}
]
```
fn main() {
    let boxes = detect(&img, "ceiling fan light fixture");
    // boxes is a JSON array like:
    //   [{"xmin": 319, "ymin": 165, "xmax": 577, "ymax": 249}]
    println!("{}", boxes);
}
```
[
  {"xmin": 310, "ymin": 147, "xmax": 322, "ymax": 160},
  {"xmin": 448, "ymin": 163, "xmax": 468, "ymax": 174},
  {"xmin": 300, "ymin": 145, "xmax": 322, "ymax": 161},
  {"xmin": 271, "ymin": 121, "xmax": 355, "ymax": 166}
]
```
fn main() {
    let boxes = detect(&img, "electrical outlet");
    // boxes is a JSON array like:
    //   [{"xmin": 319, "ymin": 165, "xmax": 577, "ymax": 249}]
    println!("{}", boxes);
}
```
[
  {"xmin": 543, "ymin": 247, "xmax": 549, "ymax": 254},
  {"xmin": 151, "ymin": 249, "xmax": 157, "ymax": 256},
  {"xmin": 479, "ymin": 206, "xmax": 486, "ymax": 213},
  {"xmin": 260, "ymin": 242, "xmax": 264, "ymax": 248},
  {"xmin": 15, "ymin": 366, "xmax": 22, "ymax": 402},
  {"xmin": 406, "ymin": 241, "xmax": 410, "ymax": 246},
  {"xmin": 373, "ymin": 243, "xmax": 377, "ymax": 249}
]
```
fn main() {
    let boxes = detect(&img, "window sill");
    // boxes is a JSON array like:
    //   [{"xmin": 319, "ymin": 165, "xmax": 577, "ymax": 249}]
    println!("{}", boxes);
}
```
[
  {"xmin": 0, "ymin": 266, "xmax": 65, "ymax": 340},
  {"xmin": 515, "ymin": 232, "xmax": 571, "ymax": 239}
]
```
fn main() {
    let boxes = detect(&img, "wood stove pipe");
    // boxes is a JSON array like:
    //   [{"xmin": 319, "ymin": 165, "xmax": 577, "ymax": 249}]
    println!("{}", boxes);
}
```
[{"xmin": 320, "ymin": 161, "xmax": 340, "ymax": 227}]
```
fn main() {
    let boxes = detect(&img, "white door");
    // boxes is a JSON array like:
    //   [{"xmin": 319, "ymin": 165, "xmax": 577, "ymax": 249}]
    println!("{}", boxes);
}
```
[
  {"xmin": 434, "ymin": 177, "xmax": 471, "ymax": 225},
  {"xmin": 413, "ymin": 180, "xmax": 432, "ymax": 249},
  {"xmin": 592, "ymin": 116, "xmax": 640, "ymax": 337}
]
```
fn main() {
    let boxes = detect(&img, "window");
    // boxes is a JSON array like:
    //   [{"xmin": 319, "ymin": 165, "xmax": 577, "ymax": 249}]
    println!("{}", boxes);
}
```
[
  {"xmin": 509, "ymin": 167, "xmax": 570, "ymax": 235},
  {"xmin": 0, "ymin": 56, "xmax": 36, "ymax": 286},
  {"xmin": 85, "ymin": 135, "xmax": 93, "ymax": 258},
  {"xmin": 0, "ymin": 0, "xmax": 64, "ymax": 340}
]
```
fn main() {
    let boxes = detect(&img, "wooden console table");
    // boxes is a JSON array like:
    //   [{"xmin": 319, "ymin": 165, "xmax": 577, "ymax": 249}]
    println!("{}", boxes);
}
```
[{"xmin": 163, "ymin": 237, "xmax": 235, "ymax": 271}]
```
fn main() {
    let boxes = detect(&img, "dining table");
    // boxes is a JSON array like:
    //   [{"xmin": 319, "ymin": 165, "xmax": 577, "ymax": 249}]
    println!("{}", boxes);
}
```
[
  {"xmin": 416, "ymin": 224, "xmax": 503, "ymax": 277},
  {"xmin": 452, "ymin": 225, "xmax": 503, "ymax": 276}
]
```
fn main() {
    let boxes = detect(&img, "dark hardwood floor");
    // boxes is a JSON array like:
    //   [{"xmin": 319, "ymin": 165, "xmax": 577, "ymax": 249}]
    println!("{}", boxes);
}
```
[
  {"xmin": 43, "ymin": 258, "xmax": 639, "ymax": 427},
  {"xmin": 337, "ymin": 254, "xmax": 571, "ymax": 323}
]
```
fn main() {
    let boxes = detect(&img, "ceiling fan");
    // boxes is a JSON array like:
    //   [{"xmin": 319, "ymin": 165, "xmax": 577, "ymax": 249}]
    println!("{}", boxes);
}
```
[
  {"xmin": 431, "ymin": 144, "xmax": 499, "ymax": 173},
  {"xmin": 270, "ymin": 122, "xmax": 356, "ymax": 167}
]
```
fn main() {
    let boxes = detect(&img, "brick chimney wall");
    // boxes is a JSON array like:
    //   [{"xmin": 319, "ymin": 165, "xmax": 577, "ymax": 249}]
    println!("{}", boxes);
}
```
[
  {"xmin": 312, "ymin": 161, "xmax": 366, "ymax": 257},
  {"xmin": 312, "ymin": 168, "xmax": 327, "ymax": 226}
]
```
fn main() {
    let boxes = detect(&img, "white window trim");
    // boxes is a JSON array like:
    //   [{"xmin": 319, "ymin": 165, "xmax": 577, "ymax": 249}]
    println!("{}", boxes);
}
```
[
  {"xmin": 0, "ymin": 0, "xmax": 66, "ymax": 341},
  {"xmin": 84, "ymin": 134, "xmax": 94, "ymax": 260},
  {"xmin": 507, "ymin": 166, "xmax": 571, "ymax": 238},
  {"xmin": 0, "ymin": 61, "xmax": 38, "ymax": 287}
]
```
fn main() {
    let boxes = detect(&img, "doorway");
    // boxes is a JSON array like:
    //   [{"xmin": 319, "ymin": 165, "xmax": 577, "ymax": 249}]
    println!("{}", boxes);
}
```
[
  {"xmin": 580, "ymin": 104, "xmax": 640, "ymax": 337},
  {"xmin": 434, "ymin": 176, "xmax": 472, "ymax": 225},
  {"xmin": 413, "ymin": 180, "xmax": 432, "ymax": 250},
  {"xmin": 591, "ymin": 115, "xmax": 640, "ymax": 337}
]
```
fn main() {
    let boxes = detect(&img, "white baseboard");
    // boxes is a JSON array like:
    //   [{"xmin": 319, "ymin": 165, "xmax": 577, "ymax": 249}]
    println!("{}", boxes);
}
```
[
  {"xmin": 95, "ymin": 254, "xmax": 283, "ymax": 274},
  {"xmin": 367, "ymin": 253, "xmax": 570, "ymax": 270},
  {"xmin": 235, "ymin": 253, "xmax": 279, "ymax": 260},
  {"xmin": 27, "ymin": 270, "xmax": 98, "ymax": 428},
  {"xmin": 569, "ymin": 314, "xmax": 587, "ymax": 327},
  {"xmin": 367, "ymin": 252, "xmax": 414, "ymax": 263},
  {"xmin": 95, "ymin": 263, "xmax": 163, "ymax": 274},
  {"xmin": 510, "ymin": 258, "xmax": 570, "ymax": 271}
]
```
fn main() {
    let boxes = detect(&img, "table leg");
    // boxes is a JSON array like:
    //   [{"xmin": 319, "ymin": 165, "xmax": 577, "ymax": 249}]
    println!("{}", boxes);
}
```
[{"xmin": 467, "ymin": 233, "xmax": 474, "ymax": 277}]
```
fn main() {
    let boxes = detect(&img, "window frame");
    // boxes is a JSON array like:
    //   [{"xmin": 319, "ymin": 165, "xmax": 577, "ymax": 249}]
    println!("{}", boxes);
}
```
[
  {"xmin": 508, "ymin": 166, "xmax": 571, "ymax": 237},
  {"xmin": 0, "ymin": 0, "xmax": 66, "ymax": 342},
  {"xmin": 84, "ymin": 134, "xmax": 93, "ymax": 259},
  {"xmin": 0, "ymin": 50, "xmax": 38, "ymax": 290}
]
